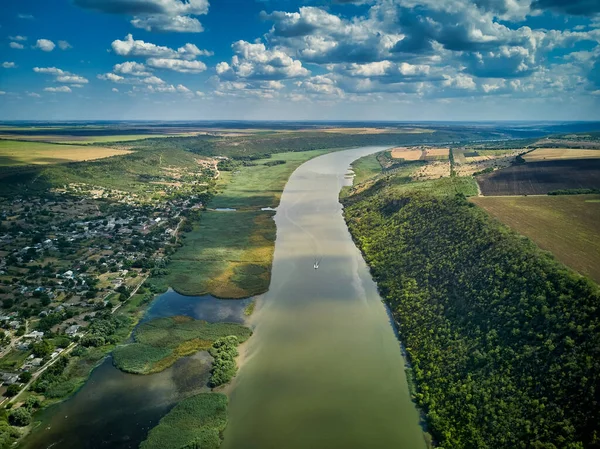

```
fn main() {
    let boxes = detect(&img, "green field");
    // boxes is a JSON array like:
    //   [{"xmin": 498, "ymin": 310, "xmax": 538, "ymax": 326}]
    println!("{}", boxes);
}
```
[
  {"xmin": 112, "ymin": 316, "xmax": 251, "ymax": 375},
  {"xmin": 470, "ymin": 194, "xmax": 600, "ymax": 283},
  {"xmin": 350, "ymin": 153, "xmax": 383, "ymax": 184},
  {"xmin": 212, "ymin": 150, "xmax": 331, "ymax": 209},
  {"xmin": 0, "ymin": 140, "xmax": 130, "ymax": 166},
  {"xmin": 140, "ymin": 393, "xmax": 228, "ymax": 449}
]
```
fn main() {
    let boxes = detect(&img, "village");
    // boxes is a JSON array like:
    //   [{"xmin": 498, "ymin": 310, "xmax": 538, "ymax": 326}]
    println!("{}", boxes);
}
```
[{"xmin": 0, "ymin": 185, "xmax": 207, "ymax": 400}]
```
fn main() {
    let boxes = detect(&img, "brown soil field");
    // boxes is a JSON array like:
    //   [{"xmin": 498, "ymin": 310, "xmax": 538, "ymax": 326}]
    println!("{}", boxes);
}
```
[
  {"xmin": 476, "ymin": 159, "xmax": 600, "ymax": 195},
  {"xmin": 471, "ymin": 195, "xmax": 600, "ymax": 284},
  {"xmin": 391, "ymin": 147, "xmax": 423, "ymax": 160},
  {"xmin": 523, "ymin": 148, "xmax": 600, "ymax": 162},
  {"xmin": 424, "ymin": 148, "xmax": 449, "ymax": 160},
  {"xmin": 412, "ymin": 161, "xmax": 451, "ymax": 180},
  {"xmin": 453, "ymin": 149, "xmax": 521, "ymax": 176}
]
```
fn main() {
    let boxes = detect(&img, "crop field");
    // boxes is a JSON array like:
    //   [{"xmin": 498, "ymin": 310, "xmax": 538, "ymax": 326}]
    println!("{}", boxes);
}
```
[
  {"xmin": 471, "ymin": 195, "xmax": 600, "ymax": 283},
  {"xmin": 477, "ymin": 159, "xmax": 600, "ymax": 195},
  {"xmin": 423, "ymin": 148, "xmax": 449, "ymax": 161},
  {"xmin": 0, "ymin": 140, "xmax": 131, "ymax": 166},
  {"xmin": 523, "ymin": 148, "xmax": 600, "ymax": 162},
  {"xmin": 391, "ymin": 147, "xmax": 424, "ymax": 160},
  {"xmin": 112, "ymin": 316, "xmax": 251, "ymax": 375}
]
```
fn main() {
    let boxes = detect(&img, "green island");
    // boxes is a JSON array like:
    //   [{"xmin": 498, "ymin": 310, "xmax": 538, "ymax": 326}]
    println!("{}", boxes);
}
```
[
  {"xmin": 139, "ymin": 393, "xmax": 228, "ymax": 449},
  {"xmin": 112, "ymin": 316, "xmax": 251, "ymax": 375},
  {"xmin": 342, "ymin": 163, "xmax": 600, "ymax": 448}
]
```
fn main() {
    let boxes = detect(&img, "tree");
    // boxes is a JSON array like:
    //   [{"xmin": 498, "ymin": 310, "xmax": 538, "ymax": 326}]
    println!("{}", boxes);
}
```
[
  {"xmin": 18, "ymin": 372, "xmax": 32, "ymax": 383},
  {"xmin": 4, "ymin": 385, "xmax": 20, "ymax": 398},
  {"xmin": 8, "ymin": 408, "xmax": 31, "ymax": 426},
  {"xmin": 32, "ymin": 340, "xmax": 53, "ymax": 358}
]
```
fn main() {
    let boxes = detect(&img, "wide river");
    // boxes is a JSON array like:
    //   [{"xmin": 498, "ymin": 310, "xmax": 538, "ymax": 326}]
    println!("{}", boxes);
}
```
[{"xmin": 222, "ymin": 146, "xmax": 426, "ymax": 449}]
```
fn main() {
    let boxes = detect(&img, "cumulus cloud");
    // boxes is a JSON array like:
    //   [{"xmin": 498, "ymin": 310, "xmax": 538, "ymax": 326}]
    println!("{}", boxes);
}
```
[
  {"xmin": 146, "ymin": 58, "xmax": 207, "ymax": 73},
  {"xmin": 112, "ymin": 88, "xmax": 119, "ymax": 92},
  {"xmin": 44, "ymin": 86, "xmax": 72, "ymax": 93},
  {"xmin": 35, "ymin": 39, "xmax": 56, "ymax": 52},
  {"xmin": 113, "ymin": 61, "xmax": 151, "ymax": 76},
  {"xmin": 27, "ymin": 92, "xmax": 42, "ymax": 98},
  {"xmin": 8, "ymin": 36, "xmax": 27, "ymax": 41},
  {"xmin": 2, "ymin": 62, "xmax": 16, "ymax": 69},
  {"xmin": 58, "ymin": 40, "xmax": 72, "ymax": 50},
  {"xmin": 111, "ymin": 34, "xmax": 209, "ymax": 60},
  {"xmin": 216, "ymin": 40, "xmax": 309, "ymax": 81},
  {"xmin": 34, "ymin": 67, "xmax": 88, "ymax": 85},
  {"xmin": 74, "ymin": 0, "xmax": 209, "ymax": 33},
  {"xmin": 98, "ymin": 73, "xmax": 126, "ymax": 82},
  {"xmin": 9, "ymin": 42, "xmax": 24, "ymax": 49},
  {"xmin": 142, "ymin": 75, "xmax": 165, "ymax": 85}
]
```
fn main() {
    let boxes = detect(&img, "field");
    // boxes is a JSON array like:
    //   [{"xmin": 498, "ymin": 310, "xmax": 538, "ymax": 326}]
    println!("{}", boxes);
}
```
[
  {"xmin": 112, "ymin": 316, "xmax": 251, "ymax": 375},
  {"xmin": 391, "ymin": 147, "xmax": 424, "ymax": 161},
  {"xmin": 477, "ymin": 159, "xmax": 600, "ymax": 196},
  {"xmin": 0, "ymin": 140, "xmax": 131, "ymax": 166},
  {"xmin": 150, "ymin": 210, "xmax": 276, "ymax": 298},
  {"xmin": 350, "ymin": 153, "xmax": 383, "ymax": 184},
  {"xmin": 470, "ymin": 195, "xmax": 600, "ymax": 283},
  {"xmin": 453, "ymin": 149, "xmax": 522, "ymax": 176},
  {"xmin": 523, "ymin": 148, "xmax": 600, "ymax": 162},
  {"xmin": 140, "ymin": 393, "xmax": 228, "ymax": 449},
  {"xmin": 212, "ymin": 150, "xmax": 331, "ymax": 209}
]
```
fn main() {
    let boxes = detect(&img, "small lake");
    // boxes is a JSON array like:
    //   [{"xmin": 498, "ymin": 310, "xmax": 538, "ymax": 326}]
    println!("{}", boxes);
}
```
[{"xmin": 19, "ymin": 291, "xmax": 250, "ymax": 449}]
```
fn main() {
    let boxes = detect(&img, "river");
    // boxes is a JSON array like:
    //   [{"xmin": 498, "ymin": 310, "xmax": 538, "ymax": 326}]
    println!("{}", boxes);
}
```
[
  {"xmin": 222, "ymin": 146, "xmax": 426, "ymax": 449},
  {"xmin": 21, "ymin": 146, "xmax": 425, "ymax": 449}
]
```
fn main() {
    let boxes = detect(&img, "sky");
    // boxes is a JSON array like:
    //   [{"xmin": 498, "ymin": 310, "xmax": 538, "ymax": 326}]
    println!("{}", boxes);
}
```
[{"xmin": 1, "ymin": 0, "xmax": 600, "ymax": 121}]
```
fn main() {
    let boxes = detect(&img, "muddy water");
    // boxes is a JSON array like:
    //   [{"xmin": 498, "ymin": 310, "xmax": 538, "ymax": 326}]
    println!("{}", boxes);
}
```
[{"xmin": 222, "ymin": 147, "xmax": 426, "ymax": 449}]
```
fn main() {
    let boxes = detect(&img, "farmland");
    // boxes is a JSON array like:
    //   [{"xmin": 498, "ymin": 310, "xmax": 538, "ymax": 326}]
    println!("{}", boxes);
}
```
[
  {"xmin": 470, "ymin": 194, "xmax": 600, "ymax": 283},
  {"xmin": 476, "ymin": 159, "xmax": 600, "ymax": 195},
  {"xmin": 523, "ymin": 148, "xmax": 600, "ymax": 162},
  {"xmin": 0, "ymin": 140, "xmax": 131, "ymax": 166},
  {"xmin": 390, "ymin": 146, "xmax": 449, "ymax": 161}
]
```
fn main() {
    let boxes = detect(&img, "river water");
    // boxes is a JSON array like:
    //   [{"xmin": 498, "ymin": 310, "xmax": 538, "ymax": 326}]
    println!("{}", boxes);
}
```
[
  {"xmin": 21, "ymin": 146, "xmax": 425, "ymax": 449},
  {"xmin": 222, "ymin": 146, "xmax": 426, "ymax": 449}
]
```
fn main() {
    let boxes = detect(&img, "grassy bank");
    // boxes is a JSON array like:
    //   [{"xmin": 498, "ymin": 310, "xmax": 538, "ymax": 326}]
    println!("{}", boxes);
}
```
[
  {"xmin": 140, "ymin": 393, "xmax": 228, "ymax": 449},
  {"xmin": 112, "ymin": 316, "xmax": 251, "ymax": 375},
  {"xmin": 343, "ymin": 172, "xmax": 600, "ymax": 448}
]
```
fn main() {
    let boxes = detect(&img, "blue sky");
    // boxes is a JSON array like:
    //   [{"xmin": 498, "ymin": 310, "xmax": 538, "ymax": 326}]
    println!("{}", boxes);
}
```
[{"xmin": 1, "ymin": 0, "xmax": 599, "ymax": 121}]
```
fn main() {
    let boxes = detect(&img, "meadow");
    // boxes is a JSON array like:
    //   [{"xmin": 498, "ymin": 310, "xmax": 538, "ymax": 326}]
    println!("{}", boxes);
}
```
[
  {"xmin": 0, "ymin": 140, "xmax": 131, "ymax": 166},
  {"xmin": 112, "ymin": 316, "xmax": 251, "ymax": 375},
  {"xmin": 470, "ymin": 194, "xmax": 600, "ymax": 283},
  {"xmin": 140, "ymin": 393, "xmax": 228, "ymax": 449},
  {"xmin": 523, "ymin": 148, "xmax": 600, "ymax": 162}
]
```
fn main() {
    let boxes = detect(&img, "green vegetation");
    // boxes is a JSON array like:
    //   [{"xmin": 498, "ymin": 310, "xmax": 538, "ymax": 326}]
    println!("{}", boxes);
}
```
[
  {"xmin": 150, "ymin": 210, "xmax": 275, "ymax": 298},
  {"xmin": 548, "ymin": 188, "xmax": 600, "ymax": 195},
  {"xmin": 140, "ymin": 393, "xmax": 228, "ymax": 449},
  {"xmin": 471, "ymin": 194, "xmax": 600, "ymax": 284},
  {"xmin": 112, "ymin": 316, "xmax": 251, "ymax": 375},
  {"xmin": 209, "ymin": 336, "xmax": 240, "ymax": 387},
  {"xmin": 243, "ymin": 300, "xmax": 256, "ymax": 317},
  {"xmin": 349, "ymin": 153, "xmax": 383, "ymax": 185},
  {"xmin": 343, "ymin": 174, "xmax": 600, "ymax": 448}
]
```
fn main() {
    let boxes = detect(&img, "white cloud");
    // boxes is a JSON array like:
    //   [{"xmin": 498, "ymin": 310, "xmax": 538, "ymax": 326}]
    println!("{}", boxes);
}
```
[
  {"xmin": 44, "ymin": 86, "xmax": 72, "ymax": 93},
  {"xmin": 112, "ymin": 88, "xmax": 119, "ymax": 92},
  {"xmin": 74, "ymin": 0, "xmax": 209, "ymax": 33},
  {"xmin": 146, "ymin": 58, "xmax": 207, "ymax": 73},
  {"xmin": 8, "ymin": 36, "xmax": 27, "ymax": 41},
  {"xmin": 442, "ymin": 74, "xmax": 477, "ymax": 90},
  {"xmin": 34, "ymin": 67, "xmax": 66, "ymax": 75},
  {"xmin": 35, "ymin": 39, "xmax": 56, "ymax": 52},
  {"xmin": 27, "ymin": 92, "xmax": 41, "ymax": 97},
  {"xmin": 111, "ymin": 34, "xmax": 209, "ymax": 60},
  {"xmin": 98, "ymin": 73, "xmax": 126, "ymax": 82},
  {"xmin": 114, "ymin": 61, "xmax": 151, "ymax": 76},
  {"xmin": 18, "ymin": 14, "xmax": 34, "ymax": 20},
  {"xmin": 176, "ymin": 84, "xmax": 191, "ymax": 93},
  {"xmin": 216, "ymin": 40, "xmax": 310, "ymax": 81},
  {"xmin": 56, "ymin": 75, "xmax": 89, "ymax": 84},
  {"xmin": 142, "ymin": 76, "xmax": 165, "ymax": 85},
  {"xmin": 2, "ymin": 62, "xmax": 16, "ymax": 69},
  {"xmin": 195, "ymin": 90, "xmax": 205, "ymax": 97},
  {"xmin": 58, "ymin": 40, "xmax": 72, "ymax": 50},
  {"xmin": 0, "ymin": 91, "xmax": 5, "ymax": 95},
  {"xmin": 10, "ymin": 42, "xmax": 24, "ymax": 50}
]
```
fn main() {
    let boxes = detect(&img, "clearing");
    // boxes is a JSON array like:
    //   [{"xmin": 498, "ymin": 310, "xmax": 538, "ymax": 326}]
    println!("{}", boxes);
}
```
[
  {"xmin": 471, "ymin": 195, "xmax": 600, "ymax": 284},
  {"xmin": 476, "ymin": 159, "xmax": 600, "ymax": 196},
  {"xmin": 0, "ymin": 140, "xmax": 131, "ymax": 166}
]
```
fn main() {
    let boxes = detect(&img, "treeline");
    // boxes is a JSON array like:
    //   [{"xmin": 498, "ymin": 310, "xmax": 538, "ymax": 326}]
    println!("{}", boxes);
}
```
[{"xmin": 343, "ymin": 187, "xmax": 600, "ymax": 448}]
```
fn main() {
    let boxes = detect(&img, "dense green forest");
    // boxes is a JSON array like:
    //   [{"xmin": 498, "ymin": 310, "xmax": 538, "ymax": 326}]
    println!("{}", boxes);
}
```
[{"xmin": 343, "ymin": 179, "xmax": 600, "ymax": 449}]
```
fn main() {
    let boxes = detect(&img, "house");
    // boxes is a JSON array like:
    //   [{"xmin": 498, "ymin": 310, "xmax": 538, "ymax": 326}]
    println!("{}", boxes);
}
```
[
  {"xmin": 0, "ymin": 373, "xmax": 19, "ymax": 385},
  {"xmin": 65, "ymin": 325, "xmax": 80, "ymax": 336},
  {"xmin": 24, "ymin": 331, "xmax": 44, "ymax": 340}
]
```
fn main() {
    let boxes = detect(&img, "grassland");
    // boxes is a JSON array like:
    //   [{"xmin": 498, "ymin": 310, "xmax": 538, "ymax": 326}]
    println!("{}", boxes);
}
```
[
  {"xmin": 523, "ymin": 148, "xmax": 600, "ymax": 162},
  {"xmin": 0, "ymin": 140, "xmax": 131, "ymax": 166},
  {"xmin": 470, "ymin": 194, "xmax": 600, "ymax": 283},
  {"xmin": 211, "ymin": 150, "xmax": 331, "ymax": 209},
  {"xmin": 112, "ymin": 316, "xmax": 251, "ymax": 375},
  {"xmin": 350, "ymin": 153, "xmax": 384, "ymax": 184},
  {"xmin": 140, "ymin": 393, "xmax": 228, "ymax": 449}
]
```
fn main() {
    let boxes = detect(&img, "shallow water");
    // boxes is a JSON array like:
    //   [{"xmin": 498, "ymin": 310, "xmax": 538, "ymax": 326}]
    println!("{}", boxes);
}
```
[
  {"xmin": 19, "ymin": 291, "xmax": 248, "ymax": 449},
  {"xmin": 222, "ymin": 147, "xmax": 426, "ymax": 449}
]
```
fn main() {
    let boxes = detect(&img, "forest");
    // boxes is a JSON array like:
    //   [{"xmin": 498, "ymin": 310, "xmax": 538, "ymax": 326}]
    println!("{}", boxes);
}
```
[{"xmin": 343, "ymin": 180, "xmax": 600, "ymax": 448}]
